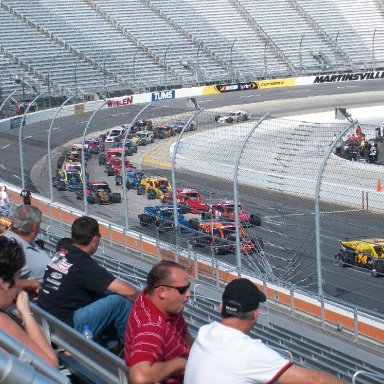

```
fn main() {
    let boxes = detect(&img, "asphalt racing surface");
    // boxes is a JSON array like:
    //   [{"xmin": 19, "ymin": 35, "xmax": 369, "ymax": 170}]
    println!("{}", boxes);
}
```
[{"xmin": 1, "ymin": 80, "xmax": 384, "ymax": 315}]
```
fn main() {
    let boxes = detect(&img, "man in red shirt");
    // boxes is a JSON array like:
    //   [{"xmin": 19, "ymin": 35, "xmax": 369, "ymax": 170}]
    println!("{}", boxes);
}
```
[{"xmin": 124, "ymin": 260, "xmax": 193, "ymax": 384}]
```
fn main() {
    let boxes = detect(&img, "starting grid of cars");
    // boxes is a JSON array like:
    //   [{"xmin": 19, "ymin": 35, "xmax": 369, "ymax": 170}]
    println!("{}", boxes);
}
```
[{"xmin": 49, "ymin": 111, "xmax": 384, "ymax": 275}]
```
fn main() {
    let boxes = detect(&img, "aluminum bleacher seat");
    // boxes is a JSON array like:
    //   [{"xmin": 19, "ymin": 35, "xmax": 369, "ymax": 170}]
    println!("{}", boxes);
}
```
[
  {"xmin": 30, "ymin": 303, "xmax": 130, "ymax": 384},
  {"xmin": 0, "ymin": 329, "xmax": 69, "ymax": 384}
]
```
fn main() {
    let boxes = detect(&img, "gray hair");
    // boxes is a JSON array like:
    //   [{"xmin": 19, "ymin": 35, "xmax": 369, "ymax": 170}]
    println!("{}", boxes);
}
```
[{"xmin": 11, "ymin": 205, "xmax": 42, "ymax": 233}]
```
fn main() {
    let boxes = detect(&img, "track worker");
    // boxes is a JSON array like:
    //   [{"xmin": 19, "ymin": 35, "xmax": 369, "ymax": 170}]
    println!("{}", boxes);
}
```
[
  {"xmin": 38, "ymin": 216, "xmax": 138, "ymax": 345},
  {"xmin": 0, "ymin": 236, "xmax": 59, "ymax": 368},
  {"xmin": 4, "ymin": 205, "xmax": 50, "ymax": 297},
  {"xmin": 124, "ymin": 260, "xmax": 193, "ymax": 384},
  {"xmin": 184, "ymin": 278, "xmax": 345, "ymax": 384}
]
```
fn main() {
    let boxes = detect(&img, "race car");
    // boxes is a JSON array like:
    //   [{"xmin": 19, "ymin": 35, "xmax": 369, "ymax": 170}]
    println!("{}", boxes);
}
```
[
  {"xmin": 169, "ymin": 120, "xmax": 195, "ymax": 134},
  {"xmin": 115, "ymin": 169, "xmax": 146, "ymax": 191},
  {"xmin": 202, "ymin": 200, "xmax": 261, "ymax": 226},
  {"xmin": 76, "ymin": 181, "xmax": 121, "ymax": 205},
  {"xmin": 139, "ymin": 176, "xmax": 172, "ymax": 200},
  {"xmin": 162, "ymin": 188, "xmax": 210, "ymax": 214},
  {"xmin": 138, "ymin": 205, "xmax": 190, "ymax": 231},
  {"xmin": 52, "ymin": 169, "xmax": 83, "ymax": 191},
  {"xmin": 193, "ymin": 221, "xmax": 262, "ymax": 255},
  {"xmin": 217, "ymin": 111, "xmax": 251, "ymax": 123},
  {"xmin": 135, "ymin": 130, "xmax": 155, "ymax": 145},
  {"xmin": 335, "ymin": 239, "xmax": 384, "ymax": 277},
  {"xmin": 155, "ymin": 125, "xmax": 176, "ymax": 139}
]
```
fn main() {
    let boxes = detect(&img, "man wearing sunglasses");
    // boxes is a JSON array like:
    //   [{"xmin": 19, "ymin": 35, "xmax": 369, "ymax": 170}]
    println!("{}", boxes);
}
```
[
  {"xmin": 184, "ymin": 278, "xmax": 345, "ymax": 384},
  {"xmin": 124, "ymin": 260, "xmax": 193, "ymax": 384}
]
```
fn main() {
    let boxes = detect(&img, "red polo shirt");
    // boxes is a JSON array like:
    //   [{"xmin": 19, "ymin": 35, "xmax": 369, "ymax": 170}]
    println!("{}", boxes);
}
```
[{"xmin": 124, "ymin": 289, "xmax": 190, "ymax": 384}]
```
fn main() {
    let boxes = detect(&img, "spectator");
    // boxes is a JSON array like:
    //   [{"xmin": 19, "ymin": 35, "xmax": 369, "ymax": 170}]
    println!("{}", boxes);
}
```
[
  {"xmin": 124, "ymin": 260, "xmax": 193, "ymax": 384},
  {"xmin": 0, "ymin": 236, "xmax": 59, "ymax": 368},
  {"xmin": 184, "ymin": 278, "xmax": 345, "ymax": 384},
  {"xmin": 0, "ymin": 185, "xmax": 10, "ymax": 216},
  {"xmin": 20, "ymin": 189, "xmax": 32, "ymax": 205},
  {"xmin": 3, "ymin": 205, "xmax": 49, "ymax": 297},
  {"xmin": 38, "ymin": 216, "xmax": 138, "ymax": 346}
]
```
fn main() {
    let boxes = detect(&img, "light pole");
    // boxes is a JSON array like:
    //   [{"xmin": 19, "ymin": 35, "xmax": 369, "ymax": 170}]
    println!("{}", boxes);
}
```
[
  {"xmin": 74, "ymin": 57, "xmax": 80, "ymax": 94},
  {"xmin": 132, "ymin": 50, "xmax": 138, "ymax": 87},
  {"xmin": 299, "ymin": 34, "xmax": 305, "ymax": 75},
  {"xmin": 196, "ymin": 43, "xmax": 202, "ymax": 85},
  {"xmin": 163, "ymin": 42, "xmax": 172, "ymax": 88},
  {"xmin": 102, "ymin": 51, "xmax": 111, "ymax": 98},
  {"xmin": 264, "ymin": 40, "xmax": 268, "ymax": 79},
  {"xmin": 334, "ymin": 31, "xmax": 339, "ymax": 74},
  {"xmin": 230, "ymin": 38, "xmax": 237, "ymax": 82},
  {"xmin": 372, "ymin": 29, "xmax": 377, "ymax": 72}
]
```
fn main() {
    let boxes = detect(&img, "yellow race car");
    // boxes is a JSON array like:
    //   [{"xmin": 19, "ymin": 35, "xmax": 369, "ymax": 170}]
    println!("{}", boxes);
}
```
[
  {"xmin": 335, "ymin": 239, "xmax": 384, "ymax": 277},
  {"xmin": 139, "ymin": 176, "xmax": 172, "ymax": 201}
]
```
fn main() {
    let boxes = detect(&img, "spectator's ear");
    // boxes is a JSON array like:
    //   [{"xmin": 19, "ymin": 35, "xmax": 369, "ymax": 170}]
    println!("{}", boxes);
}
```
[{"xmin": 218, "ymin": 302, "xmax": 223, "ymax": 312}]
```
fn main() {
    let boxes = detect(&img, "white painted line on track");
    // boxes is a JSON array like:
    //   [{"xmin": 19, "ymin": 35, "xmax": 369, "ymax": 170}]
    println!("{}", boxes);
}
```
[
  {"xmin": 266, "ymin": 208, "xmax": 361, "ymax": 219},
  {"xmin": 0, "ymin": 164, "xmax": 5, "ymax": 169},
  {"xmin": 1, "ymin": 144, "xmax": 10, "ymax": 150},
  {"xmin": 198, "ymin": 100, "xmax": 213, "ymax": 103},
  {"xmin": 13, "ymin": 175, "xmax": 20, "ymax": 179},
  {"xmin": 22, "ymin": 136, "xmax": 32, "ymax": 140}
]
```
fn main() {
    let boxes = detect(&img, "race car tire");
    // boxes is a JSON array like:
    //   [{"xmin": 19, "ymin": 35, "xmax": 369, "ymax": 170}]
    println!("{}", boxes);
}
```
[
  {"xmin": 126, "ymin": 180, "xmax": 133, "ymax": 190},
  {"xmin": 250, "ymin": 214, "xmax": 261, "ymax": 227},
  {"xmin": 137, "ymin": 186, "xmax": 144, "ymax": 195},
  {"xmin": 147, "ymin": 188, "xmax": 157, "ymax": 200},
  {"xmin": 57, "ymin": 181, "xmax": 66, "ymax": 191},
  {"xmin": 115, "ymin": 176, "xmax": 122, "ymax": 186},
  {"xmin": 99, "ymin": 154, "xmax": 106, "ymax": 165},
  {"xmin": 189, "ymin": 219, "xmax": 200, "ymax": 231},
  {"xmin": 87, "ymin": 195, "xmax": 96, "ymax": 205},
  {"xmin": 139, "ymin": 214, "xmax": 151, "ymax": 227},
  {"xmin": 179, "ymin": 204, "xmax": 191, "ymax": 214},
  {"xmin": 371, "ymin": 263, "xmax": 379, "ymax": 277},
  {"xmin": 201, "ymin": 212, "xmax": 210, "ymax": 220},
  {"xmin": 106, "ymin": 166, "xmax": 115, "ymax": 176},
  {"xmin": 251, "ymin": 238, "xmax": 264, "ymax": 250},
  {"xmin": 112, "ymin": 193, "xmax": 122, "ymax": 203},
  {"xmin": 337, "ymin": 255, "xmax": 347, "ymax": 268}
]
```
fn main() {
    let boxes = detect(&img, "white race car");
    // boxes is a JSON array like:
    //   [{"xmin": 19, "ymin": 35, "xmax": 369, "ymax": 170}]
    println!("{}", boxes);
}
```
[{"xmin": 217, "ymin": 111, "xmax": 251, "ymax": 123}]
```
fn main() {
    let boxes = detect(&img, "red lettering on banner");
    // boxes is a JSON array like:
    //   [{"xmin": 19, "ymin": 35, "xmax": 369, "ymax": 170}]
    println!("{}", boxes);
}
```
[{"xmin": 107, "ymin": 96, "xmax": 133, "ymax": 108}]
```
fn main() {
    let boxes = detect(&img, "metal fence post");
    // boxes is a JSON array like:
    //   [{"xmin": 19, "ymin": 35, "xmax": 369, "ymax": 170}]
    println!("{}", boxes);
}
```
[
  {"xmin": 233, "ymin": 113, "xmax": 269, "ymax": 277},
  {"xmin": 315, "ymin": 120, "xmax": 357, "ymax": 298}
]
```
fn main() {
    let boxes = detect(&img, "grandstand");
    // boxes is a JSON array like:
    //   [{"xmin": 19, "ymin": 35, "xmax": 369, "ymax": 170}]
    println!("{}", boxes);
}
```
[
  {"xmin": 1, "ymin": 1, "xmax": 384, "ymax": 383},
  {"xmin": 0, "ymin": 0, "xmax": 383, "ymax": 108}
]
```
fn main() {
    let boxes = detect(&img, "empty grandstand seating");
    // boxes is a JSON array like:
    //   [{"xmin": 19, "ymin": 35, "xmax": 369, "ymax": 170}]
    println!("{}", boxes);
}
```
[{"xmin": 1, "ymin": 0, "xmax": 384, "ymax": 102}]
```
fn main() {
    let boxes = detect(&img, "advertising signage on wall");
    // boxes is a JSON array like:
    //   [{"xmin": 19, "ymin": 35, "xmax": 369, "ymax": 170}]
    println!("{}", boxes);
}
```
[
  {"xmin": 151, "ymin": 90, "xmax": 176, "ymax": 101},
  {"xmin": 314, "ymin": 71, "xmax": 384, "ymax": 84},
  {"xmin": 107, "ymin": 96, "xmax": 134, "ymax": 108},
  {"xmin": 202, "ymin": 78, "xmax": 295, "ymax": 95}
]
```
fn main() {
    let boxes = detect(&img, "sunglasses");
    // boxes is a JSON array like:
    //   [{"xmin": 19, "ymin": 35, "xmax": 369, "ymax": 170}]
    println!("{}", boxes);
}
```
[{"xmin": 155, "ymin": 282, "xmax": 191, "ymax": 295}]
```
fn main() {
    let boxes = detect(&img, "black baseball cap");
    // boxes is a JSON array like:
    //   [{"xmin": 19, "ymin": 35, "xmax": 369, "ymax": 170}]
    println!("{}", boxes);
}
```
[{"xmin": 222, "ymin": 278, "xmax": 266, "ymax": 313}]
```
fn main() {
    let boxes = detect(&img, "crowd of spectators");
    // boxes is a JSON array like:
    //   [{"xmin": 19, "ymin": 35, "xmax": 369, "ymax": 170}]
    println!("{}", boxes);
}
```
[{"xmin": 0, "ymin": 203, "xmax": 347, "ymax": 383}]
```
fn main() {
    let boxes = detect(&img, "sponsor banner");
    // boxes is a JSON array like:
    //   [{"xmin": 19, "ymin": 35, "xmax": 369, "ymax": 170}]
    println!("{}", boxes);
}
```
[
  {"xmin": 106, "ymin": 92, "xmax": 152, "ymax": 108},
  {"xmin": 313, "ymin": 71, "xmax": 384, "ymax": 84},
  {"xmin": 202, "ymin": 78, "xmax": 295, "ymax": 95},
  {"xmin": 10, "ymin": 116, "xmax": 25, "ymax": 129},
  {"xmin": 175, "ymin": 86, "xmax": 202, "ymax": 99},
  {"xmin": 74, "ymin": 103, "xmax": 85, "ymax": 115},
  {"xmin": 107, "ymin": 95, "xmax": 134, "ymax": 108},
  {"xmin": 151, "ymin": 90, "xmax": 175, "ymax": 102}
]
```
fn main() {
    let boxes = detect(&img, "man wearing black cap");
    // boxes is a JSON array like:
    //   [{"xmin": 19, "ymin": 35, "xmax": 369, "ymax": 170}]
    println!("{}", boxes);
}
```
[{"xmin": 184, "ymin": 278, "xmax": 345, "ymax": 384}]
